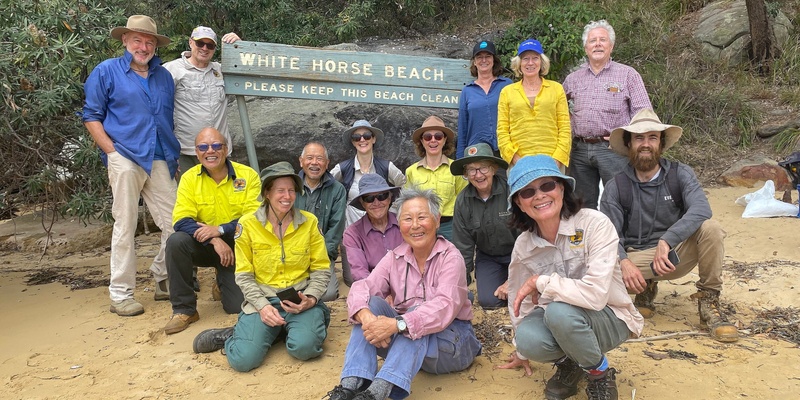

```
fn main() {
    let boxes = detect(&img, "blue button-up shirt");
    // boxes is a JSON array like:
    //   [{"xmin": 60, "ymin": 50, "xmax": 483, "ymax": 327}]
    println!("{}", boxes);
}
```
[
  {"xmin": 456, "ymin": 76, "xmax": 512, "ymax": 158},
  {"xmin": 82, "ymin": 50, "xmax": 179, "ymax": 177}
]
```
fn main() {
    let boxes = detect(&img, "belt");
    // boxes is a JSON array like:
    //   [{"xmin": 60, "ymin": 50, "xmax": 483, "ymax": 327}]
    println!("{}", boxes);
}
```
[
  {"xmin": 576, "ymin": 136, "xmax": 606, "ymax": 144},
  {"xmin": 440, "ymin": 216, "xmax": 453, "ymax": 223}
]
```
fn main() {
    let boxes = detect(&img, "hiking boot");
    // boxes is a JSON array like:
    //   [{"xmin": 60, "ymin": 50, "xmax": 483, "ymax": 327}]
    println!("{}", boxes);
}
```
[
  {"xmin": 352, "ymin": 392, "xmax": 377, "ymax": 400},
  {"xmin": 690, "ymin": 289, "xmax": 739, "ymax": 343},
  {"xmin": 585, "ymin": 368, "xmax": 618, "ymax": 400},
  {"xmin": 110, "ymin": 298, "xmax": 144, "ymax": 316},
  {"xmin": 154, "ymin": 278, "xmax": 170, "ymax": 301},
  {"xmin": 163, "ymin": 312, "xmax": 199, "ymax": 335},
  {"xmin": 545, "ymin": 357, "xmax": 584, "ymax": 399},
  {"xmin": 193, "ymin": 327, "xmax": 234, "ymax": 353},
  {"xmin": 323, "ymin": 385, "xmax": 358, "ymax": 400},
  {"xmin": 633, "ymin": 280, "xmax": 658, "ymax": 318}
]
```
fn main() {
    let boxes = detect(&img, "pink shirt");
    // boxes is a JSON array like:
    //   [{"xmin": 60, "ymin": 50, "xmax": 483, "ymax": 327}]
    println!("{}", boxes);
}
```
[{"xmin": 347, "ymin": 237, "xmax": 474, "ymax": 340}]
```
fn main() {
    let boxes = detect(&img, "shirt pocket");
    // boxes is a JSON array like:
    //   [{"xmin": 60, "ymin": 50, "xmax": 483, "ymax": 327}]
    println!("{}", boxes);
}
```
[
  {"xmin": 252, "ymin": 243, "xmax": 279, "ymax": 280},
  {"xmin": 561, "ymin": 247, "xmax": 588, "ymax": 279}
]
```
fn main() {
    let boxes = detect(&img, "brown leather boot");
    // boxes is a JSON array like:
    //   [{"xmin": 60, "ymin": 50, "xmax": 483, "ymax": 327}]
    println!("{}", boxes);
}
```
[
  {"xmin": 690, "ymin": 288, "xmax": 738, "ymax": 342},
  {"xmin": 633, "ymin": 280, "xmax": 658, "ymax": 318},
  {"xmin": 545, "ymin": 357, "xmax": 584, "ymax": 399}
]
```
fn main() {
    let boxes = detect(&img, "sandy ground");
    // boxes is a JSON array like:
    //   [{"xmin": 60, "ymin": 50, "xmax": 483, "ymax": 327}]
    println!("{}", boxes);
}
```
[{"xmin": 2, "ymin": 186, "xmax": 800, "ymax": 399}]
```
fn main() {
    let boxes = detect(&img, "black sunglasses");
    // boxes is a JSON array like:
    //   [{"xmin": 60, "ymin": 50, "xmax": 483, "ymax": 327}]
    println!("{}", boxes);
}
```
[
  {"xmin": 518, "ymin": 180, "xmax": 558, "ymax": 199},
  {"xmin": 361, "ymin": 191, "xmax": 391, "ymax": 203},
  {"xmin": 196, "ymin": 142, "xmax": 225, "ymax": 152},
  {"xmin": 422, "ymin": 132, "xmax": 445, "ymax": 141},
  {"xmin": 351, "ymin": 132, "xmax": 374, "ymax": 142},
  {"xmin": 194, "ymin": 40, "xmax": 216, "ymax": 50}
]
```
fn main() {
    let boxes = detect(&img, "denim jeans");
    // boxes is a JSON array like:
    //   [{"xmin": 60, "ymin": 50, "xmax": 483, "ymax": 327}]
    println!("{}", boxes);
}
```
[
  {"xmin": 515, "ymin": 302, "xmax": 630, "ymax": 369},
  {"xmin": 568, "ymin": 140, "xmax": 628, "ymax": 209},
  {"xmin": 340, "ymin": 297, "xmax": 481, "ymax": 399}
]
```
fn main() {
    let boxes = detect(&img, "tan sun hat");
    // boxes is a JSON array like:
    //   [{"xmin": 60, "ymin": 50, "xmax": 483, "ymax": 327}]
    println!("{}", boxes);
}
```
[
  {"xmin": 411, "ymin": 115, "xmax": 455, "ymax": 144},
  {"xmin": 110, "ymin": 15, "xmax": 171, "ymax": 47},
  {"xmin": 609, "ymin": 109, "xmax": 683, "ymax": 156}
]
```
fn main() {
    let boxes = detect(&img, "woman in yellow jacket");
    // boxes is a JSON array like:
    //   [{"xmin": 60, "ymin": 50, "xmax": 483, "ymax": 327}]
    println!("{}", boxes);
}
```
[
  {"xmin": 497, "ymin": 38, "xmax": 571, "ymax": 170},
  {"xmin": 192, "ymin": 161, "xmax": 332, "ymax": 373}
]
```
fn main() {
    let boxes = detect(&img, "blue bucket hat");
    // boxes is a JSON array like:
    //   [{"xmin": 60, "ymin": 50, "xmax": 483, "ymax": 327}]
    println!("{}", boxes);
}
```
[
  {"xmin": 349, "ymin": 173, "xmax": 401, "ymax": 211},
  {"xmin": 517, "ymin": 38, "xmax": 543, "ymax": 55},
  {"xmin": 508, "ymin": 155, "xmax": 574, "ymax": 204}
]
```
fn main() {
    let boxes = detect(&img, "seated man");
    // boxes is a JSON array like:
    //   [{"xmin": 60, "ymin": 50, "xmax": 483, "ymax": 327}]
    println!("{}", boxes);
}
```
[
  {"xmin": 163, "ymin": 127, "xmax": 261, "ymax": 334},
  {"xmin": 325, "ymin": 187, "xmax": 481, "ymax": 400},
  {"xmin": 599, "ymin": 109, "xmax": 738, "ymax": 343},
  {"xmin": 295, "ymin": 142, "xmax": 347, "ymax": 301},
  {"xmin": 341, "ymin": 174, "xmax": 403, "ymax": 286}
]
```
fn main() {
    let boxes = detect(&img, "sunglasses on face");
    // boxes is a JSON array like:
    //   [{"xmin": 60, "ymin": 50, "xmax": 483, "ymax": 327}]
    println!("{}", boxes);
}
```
[
  {"xmin": 518, "ymin": 180, "xmax": 558, "ymax": 199},
  {"xmin": 422, "ymin": 132, "xmax": 445, "ymax": 141},
  {"xmin": 361, "ymin": 191, "xmax": 391, "ymax": 203},
  {"xmin": 351, "ymin": 132, "xmax": 374, "ymax": 142},
  {"xmin": 195, "ymin": 142, "xmax": 225, "ymax": 152},
  {"xmin": 194, "ymin": 40, "xmax": 216, "ymax": 50}
]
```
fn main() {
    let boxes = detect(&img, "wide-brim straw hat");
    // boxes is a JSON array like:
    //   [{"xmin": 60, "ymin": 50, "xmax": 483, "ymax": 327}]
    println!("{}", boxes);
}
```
[
  {"xmin": 110, "ymin": 15, "xmax": 171, "ymax": 47},
  {"xmin": 349, "ymin": 173, "xmax": 401, "ymax": 211},
  {"xmin": 343, "ymin": 120, "xmax": 384, "ymax": 147},
  {"xmin": 450, "ymin": 143, "xmax": 508, "ymax": 175},
  {"xmin": 259, "ymin": 161, "xmax": 303, "ymax": 195},
  {"xmin": 609, "ymin": 109, "xmax": 683, "ymax": 156},
  {"xmin": 411, "ymin": 116, "xmax": 455, "ymax": 144}
]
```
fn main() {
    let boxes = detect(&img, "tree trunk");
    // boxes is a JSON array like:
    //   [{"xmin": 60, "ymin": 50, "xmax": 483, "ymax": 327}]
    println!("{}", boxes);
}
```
[{"xmin": 745, "ymin": 0, "xmax": 778, "ymax": 73}]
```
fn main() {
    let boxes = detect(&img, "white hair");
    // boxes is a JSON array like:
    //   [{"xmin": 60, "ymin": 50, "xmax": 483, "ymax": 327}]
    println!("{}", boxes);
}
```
[{"xmin": 582, "ymin": 20, "xmax": 616, "ymax": 47}]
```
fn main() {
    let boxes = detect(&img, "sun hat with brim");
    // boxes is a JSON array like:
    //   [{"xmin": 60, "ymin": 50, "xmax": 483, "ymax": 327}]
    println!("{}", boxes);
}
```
[
  {"xmin": 507, "ymin": 155, "xmax": 575, "ymax": 205},
  {"xmin": 450, "ymin": 143, "xmax": 508, "ymax": 175},
  {"xmin": 260, "ymin": 161, "xmax": 303, "ymax": 195},
  {"xmin": 110, "ymin": 15, "xmax": 171, "ymax": 47},
  {"xmin": 411, "ymin": 116, "xmax": 455, "ymax": 144},
  {"xmin": 343, "ymin": 120, "xmax": 384, "ymax": 147},
  {"xmin": 609, "ymin": 109, "xmax": 683, "ymax": 156},
  {"xmin": 349, "ymin": 173, "xmax": 401, "ymax": 211},
  {"xmin": 517, "ymin": 38, "xmax": 543, "ymax": 56}
]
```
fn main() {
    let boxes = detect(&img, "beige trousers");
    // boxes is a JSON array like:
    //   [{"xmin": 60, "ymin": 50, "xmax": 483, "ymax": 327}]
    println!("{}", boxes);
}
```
[
  {"xmin": 106, "ymin": 152, "xmax": 176, "ymax": 301},
  {"xmin": 625, "ymin": 219, "xmax": 726, "ymax": 292}
]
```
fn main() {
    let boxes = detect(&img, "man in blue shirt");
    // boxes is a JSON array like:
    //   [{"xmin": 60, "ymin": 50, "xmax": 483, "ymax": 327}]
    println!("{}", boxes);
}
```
[{"xmin": 83, "ymin": 15, "xmax": 180, "ymax": 317}]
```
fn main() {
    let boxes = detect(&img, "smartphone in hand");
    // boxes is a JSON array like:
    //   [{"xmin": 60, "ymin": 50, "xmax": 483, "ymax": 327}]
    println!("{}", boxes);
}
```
[
  {"xmin": 650, "ymin": 249, "xmax": 680, "ymax": 276},
  {"xmin": 276, "ymin": 287, "xmax": 302, "ymax": 304}
]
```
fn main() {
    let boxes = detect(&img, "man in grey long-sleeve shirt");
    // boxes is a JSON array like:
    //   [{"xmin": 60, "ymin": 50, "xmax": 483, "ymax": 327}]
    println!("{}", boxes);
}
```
[{"xmin": 599, "ymin": 109, "xmax": 738, "ymax": 343}]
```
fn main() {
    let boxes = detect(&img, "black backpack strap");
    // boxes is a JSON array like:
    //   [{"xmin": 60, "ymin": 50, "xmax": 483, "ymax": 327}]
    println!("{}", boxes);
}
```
[
  {"xmin": 666, "ymin": 161, "xmax": 684, "ymax": 213},
  {"xmin": 613, "ymin": 172, "xmax": 633, "ymax": 234}
]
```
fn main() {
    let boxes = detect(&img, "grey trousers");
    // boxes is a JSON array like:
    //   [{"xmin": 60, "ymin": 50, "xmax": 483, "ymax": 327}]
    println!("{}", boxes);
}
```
[{"xmin": 568, "ymin": 140, "xmax": 628, "ymax": 209}]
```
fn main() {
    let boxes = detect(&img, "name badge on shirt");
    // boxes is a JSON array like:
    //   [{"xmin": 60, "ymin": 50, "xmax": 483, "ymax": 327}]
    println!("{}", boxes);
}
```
[
  {"xmin": 568, "ymin": 229, "xmax": 584, "ymax": 247},
  {"xmin": 233, "ymin": 178, "xmax": 246, "ymax": 192},
  {"xmin": 605, "ymin": 82, "xmax": 623, "ymax": 93},
  {"xmin": 234, "ymin": 223, "xmax": 243, "ymax": 239}
]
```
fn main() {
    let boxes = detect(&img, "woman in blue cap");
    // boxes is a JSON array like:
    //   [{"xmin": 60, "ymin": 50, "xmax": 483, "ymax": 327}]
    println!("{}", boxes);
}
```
[
  {"xmin": 496, "ymin": 39, "xmax": 571, "ymax": 170},
  {"xmin": 496, "ymin": 155, "xmax": 643, "ymax": 400}
]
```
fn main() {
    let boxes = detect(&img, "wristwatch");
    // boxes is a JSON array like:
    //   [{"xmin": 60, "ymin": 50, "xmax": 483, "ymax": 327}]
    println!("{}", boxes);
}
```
[
  {"xmin": 395, "ymin": 316, "xmax": 408, "ymax": 334},
  {"xmin": 218, "ymin": 226, "xmax": 225, "ymax": 236}
]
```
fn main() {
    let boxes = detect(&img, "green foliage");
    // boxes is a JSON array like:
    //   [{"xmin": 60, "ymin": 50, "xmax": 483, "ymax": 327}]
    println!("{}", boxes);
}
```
[{"xmin": 496, "ymin": 1, "xmax": 599, "ymax": 81}]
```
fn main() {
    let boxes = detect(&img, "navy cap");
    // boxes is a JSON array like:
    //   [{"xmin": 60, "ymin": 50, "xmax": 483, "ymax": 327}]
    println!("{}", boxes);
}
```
[{"xmin": 472, "ymin": 41, "xmax": 496, "ymax": 57}]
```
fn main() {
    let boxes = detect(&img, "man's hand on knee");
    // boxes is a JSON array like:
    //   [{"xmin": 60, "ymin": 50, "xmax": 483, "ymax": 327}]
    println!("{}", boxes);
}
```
[{"xmin": 620, "ymin": 259, "xmax": 647, "ymax": 293}]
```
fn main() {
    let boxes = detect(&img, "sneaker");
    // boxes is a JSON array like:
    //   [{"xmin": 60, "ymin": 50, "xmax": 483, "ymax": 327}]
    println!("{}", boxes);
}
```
[
  {"xmin": 193, "ymin": 327, "xmax": 234, "ymax": 353},
  {"xmin": 110, "ymin": 298, "xmax": 144, "ymax": 316},
  {"xmin": 352, "ymin": 392, "xmax": 377, "ymax": 400},
  {"xmin": 545, "ymin": 357, "xmax": 584, "ymax": 399},
  {"xmin": 691, "ymin": 289, "xmax": 739, "ymax": 343},
  {"xmin": 154, "ymin": 278, "xmax": 170, "ymax": 301},
  {"xmin": 163, "ymin": 312, "xmax": 200, "ymax": 335},
  {"xmin": 633, "ymin": 280, "xmax": 658, "ymax": 318},
  {"xmin": 323, "ymin": 385, "xmax": 358, "ymax": 400},
  {"xmin": 585, "ymin": 368, "xmax": 618, "ymax": 400}
]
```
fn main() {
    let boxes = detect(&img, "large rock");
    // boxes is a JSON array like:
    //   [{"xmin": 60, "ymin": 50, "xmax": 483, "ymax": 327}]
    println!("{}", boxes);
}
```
[
  {"xmin": 718, "ymin": 156, "xmax": 793, "ymax": 190},
  {"xmin": 694, "ymin": 0, "xmax": 793, "ymax": 66}
]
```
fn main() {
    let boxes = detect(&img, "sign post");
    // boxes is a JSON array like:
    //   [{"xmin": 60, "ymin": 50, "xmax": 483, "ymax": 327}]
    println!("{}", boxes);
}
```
[{"xmin": 222, "ymin": 41, "xmax": 472, "ymax": 171}]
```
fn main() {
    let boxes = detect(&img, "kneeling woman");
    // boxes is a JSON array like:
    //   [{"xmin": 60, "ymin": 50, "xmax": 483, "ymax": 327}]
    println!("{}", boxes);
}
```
[
  {"xmin": 498, "ymin": 155, "xmax": 643, "ymax": 400},
  {"xmin": 193, "ymin": 162, "xmax": 331, "ymax": 372},
  {"xmin": 326, "ymin": 187, "xmax": 481, "ymax": 400}
]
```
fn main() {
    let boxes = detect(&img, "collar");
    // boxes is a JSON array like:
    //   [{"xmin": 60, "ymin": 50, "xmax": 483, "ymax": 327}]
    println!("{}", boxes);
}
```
[
  {"xmin": 122, "ymin": 50, "xmax": 161, "ymax": 72},
  {"xmin": 180, "ymin": 50, "xmax": 217, "ymax": 72},
  {"xmin": 361, "ymin": 212, "xmax": 399, "ymax": 234},
  {"xmin": 198, "ymin": 158, "xmax": 236, "ymax": 179},
  {"xmin": 298, "ymin": 170, "xmax": 331, "ymax": 189},
  {"xmin": 416, "ymin": 157, "xmax": 451, "ymax": 169},
  {"xmin": 255, "ymin": 205, "xmax": 307, "ymax": 230},
  {"xmin": 528, "ymin": 213, "xmax": 579, "ymax": 249}
]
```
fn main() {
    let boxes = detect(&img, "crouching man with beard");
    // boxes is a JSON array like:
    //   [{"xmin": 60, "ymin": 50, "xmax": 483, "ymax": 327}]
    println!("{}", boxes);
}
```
[{"xmin": 599, "ymin": 109, "xmax": 738, "ymax": 343}]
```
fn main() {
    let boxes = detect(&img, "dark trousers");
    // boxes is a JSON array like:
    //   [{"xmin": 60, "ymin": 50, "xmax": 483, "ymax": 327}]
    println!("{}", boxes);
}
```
[
  {"xmin": 475, "ymin": 250, "xmax": 510, "ymax": 309},
  {"xmin": 166, "ymin": 231, "xmax": 243, "ymax": 315}
]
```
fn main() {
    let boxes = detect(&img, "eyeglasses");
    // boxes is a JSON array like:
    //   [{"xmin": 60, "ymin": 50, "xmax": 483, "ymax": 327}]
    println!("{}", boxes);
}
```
[
  {"xmin": 465, "ymin": 165, "xmax": 491, "ymax": 177},
  {"xmin": 361, "ymin": 191, "xmax": 391, "ymax": 203},
  {"xmin": 351, "ymin": 132, "xmax": 373, "ymax": 142},
  {"xmin": 194, "ymin": 40, "xmax": 216, "ymax": 50},
  {"xmin": 195, "ymin": 142, "xmax": 225, "ymax": 152},
  {"xmin": 517, "ymin": 180, "xmax": 558, "ymax": 199},
  {"xmin": 422, "ymin": 132, "xmax": 445, "ymax": 141}
]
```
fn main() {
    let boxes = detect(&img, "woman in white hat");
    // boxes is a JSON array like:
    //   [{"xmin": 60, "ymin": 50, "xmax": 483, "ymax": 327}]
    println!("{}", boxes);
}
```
[
  {"xmin": 497, "ymin": 39, "xmax": 571, "ymax": 169},
  {"xmin": 496, "ymin": 155, "xmax": 643, "ymax": 400},
  {"xmin": 331, "ymin": 120, "xmax": 407, "ymax": 227}
]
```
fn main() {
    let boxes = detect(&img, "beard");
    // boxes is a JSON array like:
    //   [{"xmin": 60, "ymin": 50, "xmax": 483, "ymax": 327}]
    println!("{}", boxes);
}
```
[{"xmin": 629, "ymin": 145, "xmax": 662, "ymax": 172}]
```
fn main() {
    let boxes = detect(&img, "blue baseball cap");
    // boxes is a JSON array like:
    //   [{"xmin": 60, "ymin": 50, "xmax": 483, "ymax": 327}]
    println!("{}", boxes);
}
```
[
  {"xmin": 517, "ymin": 38, "xmax": 543, "ymax": 56},
  {"xmin": 508, "ymin": 155, "xmax": 574, "ymax": 205},
  {"xmin": 472, "ymin": 40, "xmax": 497, "ymax": 57}
]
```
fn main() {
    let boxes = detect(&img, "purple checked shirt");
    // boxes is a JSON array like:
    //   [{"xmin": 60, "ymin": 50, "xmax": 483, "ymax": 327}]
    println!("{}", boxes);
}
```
[
  {"xmin": 562, "ymin": 60, "xmax": 652, "ymax": 139},
  {"xmin": 347, "ymin": 237, "xmax": 474, "ymax": 340},
  {"xmin": 342, "ymin": 212, "xmax": 404, "ymax": 283}
]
